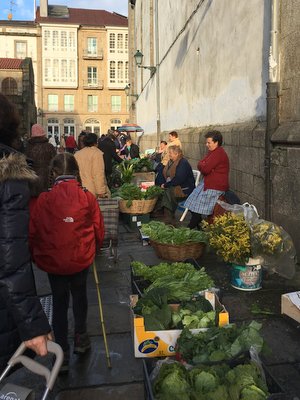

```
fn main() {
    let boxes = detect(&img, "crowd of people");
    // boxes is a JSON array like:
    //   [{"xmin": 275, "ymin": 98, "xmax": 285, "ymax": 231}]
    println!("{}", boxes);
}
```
[{"xmin": 0, "ymin": 91, "xmax": 230, "ymax": 376}]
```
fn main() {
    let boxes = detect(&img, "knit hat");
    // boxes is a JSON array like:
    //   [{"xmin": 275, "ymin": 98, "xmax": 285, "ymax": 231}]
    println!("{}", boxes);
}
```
[{"xmin": 31, "ymin": 124, "xmax": 45, "ymax": 137}]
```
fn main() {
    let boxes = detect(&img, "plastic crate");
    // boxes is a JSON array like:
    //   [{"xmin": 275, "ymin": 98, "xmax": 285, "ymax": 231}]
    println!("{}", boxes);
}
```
[{"xmin": 143, "ymin": 358, "xmax": 285, "ymax": 400}]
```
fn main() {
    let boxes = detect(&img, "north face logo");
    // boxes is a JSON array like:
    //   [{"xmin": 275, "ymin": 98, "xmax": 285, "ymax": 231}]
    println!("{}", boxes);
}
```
[{"xmin": 63, "ymin": 217, "xmax": 74, "ymax": 223}]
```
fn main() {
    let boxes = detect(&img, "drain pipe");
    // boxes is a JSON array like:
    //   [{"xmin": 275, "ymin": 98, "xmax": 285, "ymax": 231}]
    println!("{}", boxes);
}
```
[
  {"xmin": 155, "ymin": 0, "xmax": 161, "ymax": 146},
  {"xmin": 265, "ymin": 0, "xmax": 280, "ymax": 220}
]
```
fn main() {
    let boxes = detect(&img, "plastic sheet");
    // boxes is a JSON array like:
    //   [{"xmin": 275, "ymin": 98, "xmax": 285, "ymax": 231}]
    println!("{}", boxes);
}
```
[{"xmin": 217, "ymin": 201, "xmax": 296, "ymax": 279}]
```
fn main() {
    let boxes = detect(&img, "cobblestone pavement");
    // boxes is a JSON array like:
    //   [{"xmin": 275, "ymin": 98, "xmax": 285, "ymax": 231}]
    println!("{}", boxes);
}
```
[{"xmin": 2, "ymin": 219, "xmax": 300, "ymax": 399}]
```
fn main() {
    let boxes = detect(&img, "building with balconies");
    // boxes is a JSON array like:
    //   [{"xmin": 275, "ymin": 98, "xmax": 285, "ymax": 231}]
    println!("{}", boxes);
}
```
[{"xmin": 0, "ymin": 1, "xmax": 129, "ymax": 141}]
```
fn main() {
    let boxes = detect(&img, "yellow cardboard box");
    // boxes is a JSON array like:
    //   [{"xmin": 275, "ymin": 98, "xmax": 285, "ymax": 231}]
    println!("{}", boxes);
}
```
[
  {"xmin": 131, "ymin": 291, "xmax": 229, "ymax": 358},
  {"xmin": 281, "ymin": 291, "xmax": 300, "ymax": 323}
]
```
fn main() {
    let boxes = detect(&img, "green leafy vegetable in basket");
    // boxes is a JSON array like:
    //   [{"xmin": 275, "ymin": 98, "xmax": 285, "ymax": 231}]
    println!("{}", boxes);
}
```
[
  {"xmin": 113, "ymin": 184, "xmax": 163, "ymax": 207},
  {"xmin": 131, "ymin": 261, "xmax": 197, "ymax": 282},
  {"xmin": 141, "ymin": 221, "xmax": 208, "ymax": 245}
]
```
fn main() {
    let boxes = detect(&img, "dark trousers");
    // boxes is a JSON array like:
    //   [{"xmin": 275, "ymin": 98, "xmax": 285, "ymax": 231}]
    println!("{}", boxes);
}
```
[
  {"xmin": 48, "ymin": 268, "xmax": 89, "ymax": 353},
  {"xmin": 188, "ymin": 211, "xmax": 202, "ymax": 229}
]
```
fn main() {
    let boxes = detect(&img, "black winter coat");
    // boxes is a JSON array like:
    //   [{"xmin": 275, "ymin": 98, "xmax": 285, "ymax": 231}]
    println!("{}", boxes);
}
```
[
  {"xmin": 98, "ymin": 136, "xmax": 122, "ymax": 175},
  {"xmin": 0, "ymin": 144, "xmax": 50, "ymax": 369},
  {"xmin": 25, "ymin": 136, "xmax": 56, "ymax": 196}
]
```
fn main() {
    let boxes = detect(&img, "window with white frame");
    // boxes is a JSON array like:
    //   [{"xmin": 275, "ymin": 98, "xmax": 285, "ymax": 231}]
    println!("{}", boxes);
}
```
[
  {"xmin": 47, "ymin": 118, "xmax": 60, "ymax": 138},
  {"xmin": 87, "ymin": 67, "xmax": 97, "ymax": 85},
  {"xmin": 52, "ymin": 31, "xmax": 59, "ymax": 49},
  {"xmin": 61, "ymin": 31, "xmax": 67, "ymax": 47},
  {"xmin": 87, "ymin": 95, "xmax": 98, "ymax": 112},
  {"xmin": 48, "ymin": 94, "xmax": 58, "ymax": 111},
  {"xmin": 69, "ymin": 60, "xmax": 75, "ymax": 81},
  {"xmin": 87, "ymin": 37, "xmax": 97, "ymax": 55},
  {"xmin": 117, "ymin": 61, "xmax": 124, "ymax": 83},
  {"xmin": 44, "ymin": 30, "xmax": 50, "ymax": 51},
  {"xmin": 117, "ymin": 34, "xmax": 123, "ymax": 53},
  {"xmin": 63, "ymin": 118, "xmax": 75, "ymax": 136},
  {"xmin": 111, "ymin": 96, "xmax": 121, "ymax": 113},
  {"xmin": 64, "ymin": 95, "xmax": 74, "ymax": 112},
  {"xmin": 85, "ymin": 118, "xmax": 100, "ymax": 134},
  {"xmin": 125, "ymin": 61, "xmax": 129, "ymax": 81},
  {"xmin": 69, "ymin": 32, "xmax": 75, "ymax": 48},
  {"xmin": 53, "ymin": 59, "xmax": 59, "ymax": 81},
  {"xmin": 109, "ymin": 61, "xmax": 116, "ymax": 84},
  {"xmin": 15, "ymin": 41, "xmax": 27, "ymax": 58},
  {"xmin": 110, "ymin": 118, "xmax": 121, "ymax": 130},
  {"xmin": 44, "ymin": 59, "xmax": 51, "ymax": 82},
  {"xmin": 109, "ymin": 33, "xmax": 115, "ymax": 53},
  {"xmin": 61, "ymin": 60, "xmax": 68, "ymax": 81}
]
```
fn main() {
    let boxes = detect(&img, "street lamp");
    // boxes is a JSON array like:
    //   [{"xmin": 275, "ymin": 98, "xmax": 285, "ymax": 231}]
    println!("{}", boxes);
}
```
[
  {"xmin": 134, "ymin": 50, "xmax": 156, "ymax": 75},
  {"xmin": 124, "ymin": 84, "xmax": 138, "ymax": 99}
]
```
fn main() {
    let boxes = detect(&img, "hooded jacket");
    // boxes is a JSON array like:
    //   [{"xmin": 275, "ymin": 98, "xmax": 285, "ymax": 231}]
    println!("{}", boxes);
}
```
[
  {"xmin": 0, "ymin": 144, "xmax": 51, "ymax": 369},
  {"xmin": 30, "ymin": 177, "xmax": 105, "ymax": 275}
]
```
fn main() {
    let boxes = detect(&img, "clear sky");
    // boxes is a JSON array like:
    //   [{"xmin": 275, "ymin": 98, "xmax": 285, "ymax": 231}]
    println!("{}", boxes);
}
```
[{"xmin": 0, "ymin": 0, "xmax": 128, "ymax": 21}]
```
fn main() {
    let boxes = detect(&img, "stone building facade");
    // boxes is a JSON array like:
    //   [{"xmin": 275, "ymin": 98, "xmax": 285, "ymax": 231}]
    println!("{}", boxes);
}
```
[
  {"xmin": 0, "ymin": 57, "xmax": 36, "ymax": 136},
  {"xmin": 128, "ymin": 0, "xmax": 300, "ymax": 257},
  {"xmin": 0, "ymin": 2, "xmax": 129, "ymax": 141}
]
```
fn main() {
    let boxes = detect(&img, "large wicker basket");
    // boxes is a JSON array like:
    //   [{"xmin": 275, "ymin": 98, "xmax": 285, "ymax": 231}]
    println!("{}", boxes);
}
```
[
  {"xmin": 150, "ymin": 239, "xmax": 206, "ymax": 261},
  {"xmin": 119, "ymin": 198, "xmax": 157, "ymax": 214}
]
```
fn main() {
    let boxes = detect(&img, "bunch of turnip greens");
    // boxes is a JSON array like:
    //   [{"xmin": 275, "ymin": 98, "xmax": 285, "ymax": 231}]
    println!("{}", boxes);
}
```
[
  {"xmin": 144, "ymin": 268, "xmax": 214, "ymax": 302},
  {"xmin": 114, "ymin": 183, "xmax": 164, "ymax": 207},
  {"xmin": 141, "ymin": 221, "xmax": 208, "ymax": 245},
  {"xmin": 176, "ymin": 321, "xmax": 264, "ymax": 365},
  {"xmin": 131, "ymin": 261, "xmax": 197, "ymax": 282}
]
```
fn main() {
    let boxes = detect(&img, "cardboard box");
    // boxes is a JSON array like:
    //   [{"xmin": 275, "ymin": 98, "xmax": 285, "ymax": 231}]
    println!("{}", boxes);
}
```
[
  {"xmin": 281, "ymin": 291, "xmax": 300, "ymax": 323},
  {"xmin": 123, "ymin": 213, "xmax": 150, "ymax": 229},
  {"xmin": 131, "ymin": 291, "xmax": 229, "ymax": 358}
]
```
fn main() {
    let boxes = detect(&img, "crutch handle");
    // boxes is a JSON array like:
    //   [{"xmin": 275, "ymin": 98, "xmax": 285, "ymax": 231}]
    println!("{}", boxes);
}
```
[{"xmin": 0, "ymin": 341, "xmax": 63, "ymax": 392}]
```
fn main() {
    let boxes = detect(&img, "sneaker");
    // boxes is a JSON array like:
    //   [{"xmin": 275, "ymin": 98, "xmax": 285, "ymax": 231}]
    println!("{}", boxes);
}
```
[{"xmin": 74, "ymin": 332, "xmax": 91, "ymax": 354}]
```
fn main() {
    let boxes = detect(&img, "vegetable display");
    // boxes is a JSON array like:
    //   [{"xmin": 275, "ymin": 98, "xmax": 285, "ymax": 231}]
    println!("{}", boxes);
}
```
[
  {"xmin": 114, "ymin": 183, "xmax": 164, "ymax": 207},
  {"xmin": 152, "ymin": 361, "xmax": 269, "ymax": 400},
  {"xmin": 134, "ymin": 289, "xmax": 216, "ymax": 331},
  {"xmin": 176, "ymin": 321, "xmax": 264, "ymax": 365},
  {"xmin": 131, "ymin": 261, "xmax": 197, "ymax": 282},
  {"xmin": 141, "ymin": 221, "xmax": 208, "ymax": 245},
  {"xmin": 144, "ymin": 269, "xmax": 214, "ymax": 302}
]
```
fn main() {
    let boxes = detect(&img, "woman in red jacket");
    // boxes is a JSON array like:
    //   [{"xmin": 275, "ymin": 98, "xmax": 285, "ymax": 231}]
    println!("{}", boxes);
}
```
[
  {"xmin": 30, "ymin": 153, "xmax": 104, "ymax": 373},
  {"xmin": 184, "ymin": 130, "xmax": 229, "ymax": 229}
]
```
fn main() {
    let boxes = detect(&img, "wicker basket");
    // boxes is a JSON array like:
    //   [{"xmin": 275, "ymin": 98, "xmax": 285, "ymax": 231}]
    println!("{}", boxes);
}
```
[
  {"xmin": 119, "ymin": 198, "xmax": 158, "ymax": 214},
  {"xmin": 150, "ymin": 239, "xmax": 206, "ymax": 261}
]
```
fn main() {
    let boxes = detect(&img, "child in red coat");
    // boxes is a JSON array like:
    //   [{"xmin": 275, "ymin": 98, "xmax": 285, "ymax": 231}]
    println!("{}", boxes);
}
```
[{"xmin": 30, "ymin": 153, "xmax": 104, "ymax": 373}]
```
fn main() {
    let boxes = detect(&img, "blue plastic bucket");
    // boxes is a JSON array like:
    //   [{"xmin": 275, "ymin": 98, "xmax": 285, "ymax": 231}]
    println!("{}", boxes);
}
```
[{"xmin": 231, "ymin": 259, "xmax": 262, "ymax": 291}]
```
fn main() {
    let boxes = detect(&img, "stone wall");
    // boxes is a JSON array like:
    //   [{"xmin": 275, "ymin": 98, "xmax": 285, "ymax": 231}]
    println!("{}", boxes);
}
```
[{"xmin": 141, "ymin": 121, "xmax": 266, "ymax": 215}]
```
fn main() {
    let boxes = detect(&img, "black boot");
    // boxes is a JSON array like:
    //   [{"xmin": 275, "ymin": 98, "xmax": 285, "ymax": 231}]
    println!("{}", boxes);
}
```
[{"xmin": 188, "ymin": 212, "xmax": 202, "ymax": 229}]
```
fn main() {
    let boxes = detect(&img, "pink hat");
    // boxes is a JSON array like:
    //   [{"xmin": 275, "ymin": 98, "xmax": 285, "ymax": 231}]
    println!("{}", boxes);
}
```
[{"xmin": 31, "ymin": 124, "xmax": 45, "ymax": 137}]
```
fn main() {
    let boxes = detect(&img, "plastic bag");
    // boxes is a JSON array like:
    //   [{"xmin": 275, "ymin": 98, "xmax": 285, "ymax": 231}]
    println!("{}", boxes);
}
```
[{"xmin": 217, "ymin": 201, "xmax": 296, "ymax": 279}]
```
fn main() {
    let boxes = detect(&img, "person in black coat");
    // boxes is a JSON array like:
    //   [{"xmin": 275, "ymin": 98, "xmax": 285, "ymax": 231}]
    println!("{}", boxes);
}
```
[
  {"xmin": 98, "ymin": 133, "xmax": 123, "ymax": 181},
  {"xmin": 120, "ymin": 138, "xmax": 140, "ymax": 159},
  {"xmin": 0, "ymin": 93, "xmax": 51, "ymax": 370}
]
